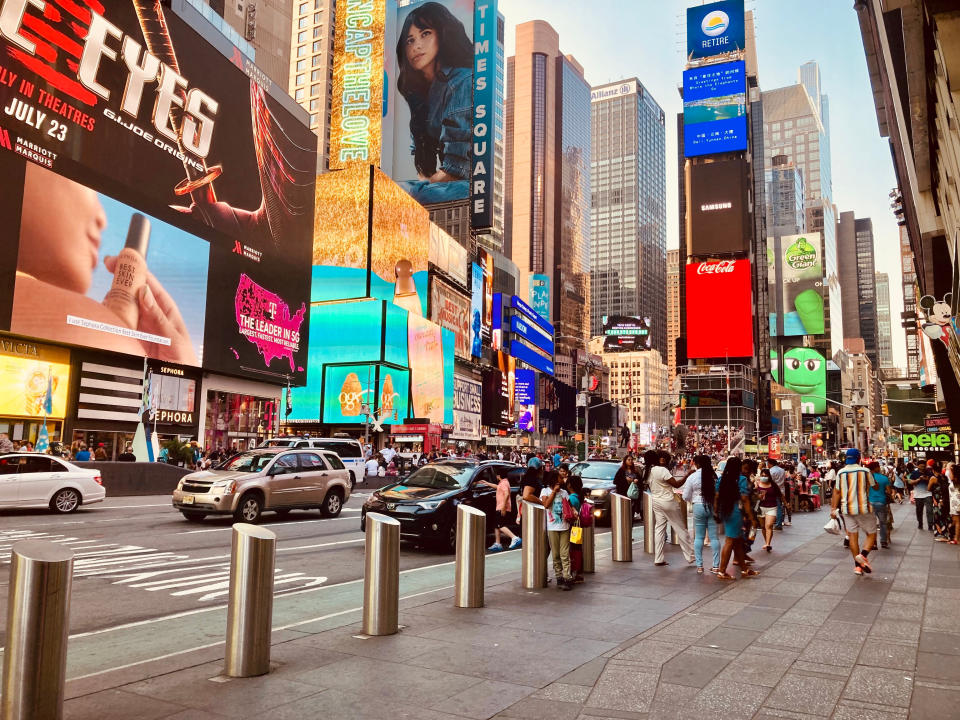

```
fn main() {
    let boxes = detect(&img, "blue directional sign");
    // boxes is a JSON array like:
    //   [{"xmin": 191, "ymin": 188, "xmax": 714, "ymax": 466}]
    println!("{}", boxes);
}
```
[
  {"xmin": 511, "ymin": 315, "xmax": 554, "ymax": 356},
  {"xmin": 510, "ymin": 340, "xmax": 554, "ymax": 376}
]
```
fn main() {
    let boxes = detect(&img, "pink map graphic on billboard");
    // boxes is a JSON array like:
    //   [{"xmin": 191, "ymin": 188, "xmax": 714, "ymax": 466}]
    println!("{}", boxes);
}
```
[{"xmin": 234, "ymin": 274, "xmax": 306, "ymax": 371}]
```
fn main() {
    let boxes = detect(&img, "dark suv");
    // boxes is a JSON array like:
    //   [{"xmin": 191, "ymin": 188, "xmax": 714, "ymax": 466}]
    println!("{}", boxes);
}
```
[
  {"xmin": 569, "ymin": 460, "xmax": 621, "ymax": 524},
  {"xmin": 360, "ymin": 460, "xmax": 521, "ymax": 551}
]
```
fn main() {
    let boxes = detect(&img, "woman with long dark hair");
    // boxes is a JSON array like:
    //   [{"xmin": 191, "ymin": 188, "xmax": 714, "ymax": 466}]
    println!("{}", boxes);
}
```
[
  {"xmin": 715, "ymin": 456, "xmax": 759, "ymax": 580},
  {"xmin": 681, "ymin": 454, "xmax": 720, "ymax": 574},
  {"xmin": 643, "ymin": 449, "xmax": 694, "ymax": 566},
  {"xmin": 396, "ymin": 2, "xmax": 473, "ymax": 204},
  {"xmin": 614, "ymin": 453, "xmax": 641, "ymax": 518}
]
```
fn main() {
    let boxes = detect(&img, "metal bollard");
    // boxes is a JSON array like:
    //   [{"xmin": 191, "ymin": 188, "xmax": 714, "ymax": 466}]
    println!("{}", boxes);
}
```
[
  {"xmin": 610, "ymin": 493, "xmax": 633, "ymax": 562},
  {"xmin": 224, "ymin": 524, "xmax": 276, "ymax": 678},
  {"xmin": 362, "ymin": 513, "xmax": 400, "ymax": 636},
  {"xmin": 520, "ymin": 500, "xmax": 547, "ymax": 588},
  {"xmin": 1, "ymin": 540, "xmax": 74, "ymax": 720},
  {"xmin": 582, "ymin": 525, "xmax": 595, "ymax": 573},
  {"xmin": 454, "ymin": 504, "xmax": 486, "ymax": 608},
  {"xmin": 670, "ymin": 497, "xmax": 688, "ymax": 546},
  {"xmin": 643, "ymin": 492, "xmax": 655, "ymax": 554}
]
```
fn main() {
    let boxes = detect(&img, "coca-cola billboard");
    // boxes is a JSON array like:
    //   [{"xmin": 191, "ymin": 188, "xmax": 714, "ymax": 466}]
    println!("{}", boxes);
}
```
[{"xmin": 685, "ymin": 259, "xmax": 753, "ymax": 358}]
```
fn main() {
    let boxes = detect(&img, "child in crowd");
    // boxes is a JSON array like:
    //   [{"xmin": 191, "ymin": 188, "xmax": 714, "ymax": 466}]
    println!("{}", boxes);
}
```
[
  {"xmin": 484, "ymin": 469, "xmax": 521, "ymax": 552},
  {"xmin": 566, "ymin": 470, "xmax": 587, "ymax": 584}
]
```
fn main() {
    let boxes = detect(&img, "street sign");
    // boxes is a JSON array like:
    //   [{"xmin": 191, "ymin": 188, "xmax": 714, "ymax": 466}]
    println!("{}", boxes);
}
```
[{"xmin": 576, "ymin": 393, "xmax": 588, "ymax": 407}]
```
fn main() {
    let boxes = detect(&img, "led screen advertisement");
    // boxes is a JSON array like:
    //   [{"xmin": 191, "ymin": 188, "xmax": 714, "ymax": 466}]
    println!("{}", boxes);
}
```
[
  {"xmin": 530, "ymin": 274, "xmax": 551, "ymax": 320},
  {"xmin": 688, "ymin": 158, "xmax": 750, "ymax": 255},
  {"xmin": 0, "ymin": 0, "xmax": 316, "ymax": 384},
  {"xmin": 470, "ymin": 261, "xmax": 483, "ymax": 357},
  {"xmin": 767, "ymin": 233, "xmax": 825, "ymax": 337},
  {"xmin": 322, "ymin": 364, "xmax": 409, "ymax": 425},
  {"xmin": 685, "ymin": 259, "xmax": 753, "ymax": 358},
  {"xmin": 479, "ymin": 248, "xmax": 494, "ymax": 342},
  {"xmin": 602, "ymin": 316, "xmax": 651, "ymax": 352},
  {"xmin": 312, "ymin": 166, "xmax": 429, "ymax": 316},
  {"xmin": 771, "ymin": 347, "xmax": 826, "ymax": 414},
  {"xmin": 482, "ymin": 350, "xmax": 514, "ymax": 428},
  {"xmin": 514, "ymin": 367, "xmax": 536, "ymax": 432},
  {"xmin": 430, "ymin": 278, "xmax": 470, "ymax": 359},
  {"xmin": 451, "ymin": 373, "xmax": 481, "ymax": 440},
  {"xmin": 686, "ymin": 0, "xmax": 745, "ymax": 60},
  {"xmin": 428, "ymin": 223, "xmax": 468, "ymax": 287},
  {"xmin": 0, "ymin": 342, "xmax": 70, "ymax": 419},
  {"xmin": 683, "ymin": 61, "xmax": 747, "ymax": 157}
]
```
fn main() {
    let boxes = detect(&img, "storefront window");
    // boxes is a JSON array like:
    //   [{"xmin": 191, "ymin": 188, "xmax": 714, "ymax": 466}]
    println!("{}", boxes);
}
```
[
  {"xmin": 204, "ymin": 391, "xmax": 276, "ymax": 454},
  {"xmin": 69, "ymin": 430, "xmax": 135, "ymax": 461}
]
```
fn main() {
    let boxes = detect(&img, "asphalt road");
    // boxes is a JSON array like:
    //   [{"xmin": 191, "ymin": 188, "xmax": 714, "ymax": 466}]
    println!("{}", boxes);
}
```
[{"xmin": 0, "ymin": 487, "xmax": 475, "ymax": 643}]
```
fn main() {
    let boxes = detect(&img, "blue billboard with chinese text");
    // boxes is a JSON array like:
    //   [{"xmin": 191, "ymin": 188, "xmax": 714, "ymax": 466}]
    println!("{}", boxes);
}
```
[{"xmin": 683, "ymin": 61, "xmax": 747, "ymax": 157}]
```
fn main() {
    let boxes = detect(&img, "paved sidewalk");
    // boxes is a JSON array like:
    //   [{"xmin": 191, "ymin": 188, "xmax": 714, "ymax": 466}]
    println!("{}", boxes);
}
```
[{"xmin": 59, "ymin": 504, "xmax": 957, "ymax": 719}]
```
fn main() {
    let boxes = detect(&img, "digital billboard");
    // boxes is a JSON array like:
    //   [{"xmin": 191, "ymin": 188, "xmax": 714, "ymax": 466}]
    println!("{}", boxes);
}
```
[
  {"xmin": 491, "ymin": 292, "xmax": 503, "ymax": 351},
  {"xmin": 686, "ymin": 0, "xmax": 745, "ymax": 60},
  {"xmin": 530, "ymin": 274, "xmax": 551, "ymax": 320},
  {"xmin": 430, "ymin": 279, "xmax": 471, "ymax": 359},
  {"xmin": 683, "ymin": 61, "xmax": 747, "ymax": 157},
  {"xmin": 772, "ymin": 347, "xmax": 826, "ymax": 414},
  {"xmin": 602, "ymin": 316, "xmax": 651, "ymax": 352},
  {"xmin": 322, "ymin": 364, "xmax": 409, "ymax": 425},
  {"xmin": 685, "ymin": 259, "xmax": 753, "ymax": 358},
  {"xmin": 514, "ymin": 367, "xmax": 536, "ymax": 432},
  {"xmin": 481, "ymin": 350, "xmax": 514, "ymax": 428},
  {"xmin": 0, "ymin": 343, "xmax": 70, "ymax": 419},
  {"xmin": 510, "ymin": 339, "xmax": 554, "ymax": 377},
  {"xmin": 312, "ymin": 167, "xmax": 429, "ymax": 316},
  {"xmin": 0, "ymin": 0, "xmax": 316, "ymax": 384},
  {"xmin": 689, "ymin": 158, "xmax": 750, "ymax": 255},
  {"xmin": 329, "ymin": 0, "xmax": 386, "ymax": 169},
  {"xmin": 429, "ymin": 223, "xmax": 468, "ymax": 287},
  {"xmin": 510, "ymin": 315, "xmax": 554, "ymax": 356},
  {"xmin": 470, "ymin": 262, "xmax": 483, "ymax": 357},
  {"xmin": 479, "ymin": 248, "xmax": 494, "ymax": 342},
  {"xmin": 767, "ymin": 234, "xmax": 825, "ymax": 337},
  {"xmin": 408, "ymin": 313, "xmax": 447, "ymax": 423},
  {"xmin": 451, "ymin": 373, "xmax": 481, "ymax": 440}
]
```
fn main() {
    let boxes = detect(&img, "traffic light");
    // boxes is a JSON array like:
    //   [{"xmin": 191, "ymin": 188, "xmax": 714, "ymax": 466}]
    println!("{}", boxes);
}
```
[{"xmin": 882, "ymin": 403, "xmax": 890, "ymax": 416}]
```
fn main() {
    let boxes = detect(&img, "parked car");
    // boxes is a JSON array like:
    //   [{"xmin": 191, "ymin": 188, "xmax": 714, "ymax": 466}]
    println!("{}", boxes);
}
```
[
  {"xmin": 259, "ymin": 437, "xmax": 364, "ymax": 488},
  {"xmin": 360, "ymin": 460, "xmax": 521, "ymax": 551},
  {"xmin": 568, "ymin": 460, "xmax": 621, "ymax": 524},
  {"xmin": 0, "ymin": 453, "xmax": 105, "ymax": 513},
  {"xmin": 172, "ymin": 448, "xmax": 351, "ymax": 523}
]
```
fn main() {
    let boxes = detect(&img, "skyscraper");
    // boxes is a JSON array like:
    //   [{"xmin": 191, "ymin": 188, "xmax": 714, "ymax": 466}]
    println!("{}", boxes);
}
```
[
  {"xmin": 765, "ymin": 155, "xmax": 805, "ymax": 237},
  {"xmin": 875, "ymin": 272, "xmax": 894, "ymax": 371},
  {"xmin": 838, "ymin": 212, "xmax": 880, "ymax": 368},
  {"xmin": 589, "ymin": 79, "xmax": 666, "ymax": 356},
  {"xmin": 287, "ymin": 0, "xmax": 334, "ymax": 169},
  {"xmin": 666, "ymin": 248, "xmax": 680, "ymax": 390},
  {"xmin": 762, "ymin": 63, "xmax": 841, "ymax": 357},
  {"xmin": 505, "ymin": 21, "xmax": 591, "ymax": 382}
]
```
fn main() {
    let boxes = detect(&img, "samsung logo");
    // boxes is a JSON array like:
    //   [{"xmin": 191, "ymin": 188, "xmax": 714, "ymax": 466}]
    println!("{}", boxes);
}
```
[{"xmin": 700, "ymin": 202, "xmax": 732, "ymax": 212}]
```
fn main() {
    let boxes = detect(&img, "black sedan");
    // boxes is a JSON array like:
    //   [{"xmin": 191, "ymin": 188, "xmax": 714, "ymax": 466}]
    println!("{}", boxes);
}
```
[
  {"xmin": 360, "ymin": 460, "xmax": 522, "ymax": 551},
  {"xmin": 569, "ymin": 460, "xmax": 621, "ymax": 524}
]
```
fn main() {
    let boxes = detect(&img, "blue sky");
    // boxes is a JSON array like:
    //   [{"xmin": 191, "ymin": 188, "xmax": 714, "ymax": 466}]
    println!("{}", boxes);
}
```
[{"xmin": 500, "ymin": 0, "xmax": 905, "ymax": 367}]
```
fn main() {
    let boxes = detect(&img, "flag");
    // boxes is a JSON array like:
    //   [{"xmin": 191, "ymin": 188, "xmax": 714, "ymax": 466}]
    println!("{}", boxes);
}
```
[
  {"xmin": 141, "ymin": 368, "xmax": 153, "ymax": 420},
  {"xmin": 43, "ymin": 365, "xmax": 53, "ymax": 416},
  {"xmin": 35, "ymin": 424, "xmax": 49, "ymax": 453}
]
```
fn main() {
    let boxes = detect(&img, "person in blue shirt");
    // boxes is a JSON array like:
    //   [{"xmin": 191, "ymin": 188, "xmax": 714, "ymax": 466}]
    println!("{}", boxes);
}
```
[
  {"xmin": 714, "ymin": 456, "xmax": 759, "ymax": 580},
  {"xmin": 74, "ymin": 443, "xmax": 92, "ymax": 462},
  {"xmin": 396, "ymin": 2, "xmax": 473, "ymax": 205},
  {"xmin": 867, "ymin": 461, "xmax": 892, "ymax": 548}
]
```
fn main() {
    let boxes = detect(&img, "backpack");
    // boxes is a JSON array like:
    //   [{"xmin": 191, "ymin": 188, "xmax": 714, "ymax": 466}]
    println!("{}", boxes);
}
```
[
  {"xmin": 579, "ymin": 499, "xmax": 594, "ymax": 527},
  {"xmin": 561, "ymin": 495, "xmax": 577, "ymax": 522}
]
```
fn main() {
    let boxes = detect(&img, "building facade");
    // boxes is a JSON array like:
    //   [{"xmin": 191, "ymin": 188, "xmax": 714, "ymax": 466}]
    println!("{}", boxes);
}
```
[
  {"xmin": 587, "ymin": 341, "xmax": 669, "ymax": 428},
  {"xmin": 589, "ymin": 79, "xmax": 667, "ymax": 356},
  {"xmin": 666, "ymin": 248, "xmax": 680, "ymax": 390},
  {"xmin": 765, "ymin": 155, "xmax": 805, "ymax": 237},
  {"xmin": 287, "ymin": 0, "xmax": 334, "ymax": 169},
  {"xmin": 837, "ymin": 212, "xmax": 880, "ymax": 369},
  {"xmin": 875, "ymin": 272, "xmax": 894, "ymax": 371},
  {"xmin": 505, "ymin": 21, "xmax": 591, "ymax": 385}
]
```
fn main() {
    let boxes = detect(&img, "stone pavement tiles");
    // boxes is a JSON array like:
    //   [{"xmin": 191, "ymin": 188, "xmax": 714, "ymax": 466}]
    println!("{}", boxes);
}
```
[{"xmin": 59, "ymin": 504, "xmax": 957, "ymax": 719}]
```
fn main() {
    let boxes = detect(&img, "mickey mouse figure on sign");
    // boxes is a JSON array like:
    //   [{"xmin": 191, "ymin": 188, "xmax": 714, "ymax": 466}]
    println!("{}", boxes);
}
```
[{"xmin": 919, "ymin": 293, "xmax": 957, "ymax": 346}]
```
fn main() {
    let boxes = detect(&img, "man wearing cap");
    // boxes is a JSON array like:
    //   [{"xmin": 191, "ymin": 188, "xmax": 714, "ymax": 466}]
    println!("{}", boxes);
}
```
[
  {"xmin": 831, "ymin": 448, "xmax": 878, "ymax": 576},
  {"xmin": 910, "ymin": 460, "xmax": 935, "ymax": 530}
]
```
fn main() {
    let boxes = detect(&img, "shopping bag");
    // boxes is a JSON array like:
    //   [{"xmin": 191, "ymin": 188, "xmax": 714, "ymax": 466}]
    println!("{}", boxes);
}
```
[
  {"xmin": 570, "ymin": 523, "xmax": 583, "ymax": 544},
  {"xmin": 823, "ymin": 514, "xmax": 843, "ymax": 535}
]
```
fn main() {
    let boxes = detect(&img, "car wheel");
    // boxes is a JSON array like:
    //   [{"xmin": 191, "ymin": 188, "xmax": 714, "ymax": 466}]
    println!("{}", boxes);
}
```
[
  {"xmin": 321, "ymin": 488, "xmax": 343, "ymax": 518},
  {"xmin": 50, "ymin": 488, "xmax": 80, "ymax": 514},
  {"xmin": 234, "ymin": 493, "xmax": 263, "ymax": 523},
  {"xmin": 181, "ymin": 511, "xmax": 207, "ymax": 522}
]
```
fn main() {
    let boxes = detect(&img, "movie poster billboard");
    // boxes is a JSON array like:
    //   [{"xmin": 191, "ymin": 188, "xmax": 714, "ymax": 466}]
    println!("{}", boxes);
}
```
[
  {"xmin": 767, "ymin": 233, "xmax": 825, "ymax": 337},
  {"xmin": 470, "ymin": 261, "xmax": 483, "ymax": 357},
  {"xmin": 0, "ymin": 0, "xmax": 316, "ymax": 383}
]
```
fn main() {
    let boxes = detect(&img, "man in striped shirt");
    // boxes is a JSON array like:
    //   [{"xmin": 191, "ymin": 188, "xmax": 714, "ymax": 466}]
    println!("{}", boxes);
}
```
[{"xmin": 831, "ymin": 448, "xmax": 878, "ymax": 576}]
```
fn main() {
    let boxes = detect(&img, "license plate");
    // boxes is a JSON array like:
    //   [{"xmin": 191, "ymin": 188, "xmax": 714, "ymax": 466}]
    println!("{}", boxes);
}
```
[
  {"xmin": 182, "ymin": 496, "xmax": 194, "ymax": 505},
  {"xmin": 386, "ymin": 503, "xmax": 396, "ymax": 511}
]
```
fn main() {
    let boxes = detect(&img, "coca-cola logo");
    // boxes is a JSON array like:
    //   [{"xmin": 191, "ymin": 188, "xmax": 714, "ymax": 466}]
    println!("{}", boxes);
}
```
[{"xmin": 696, "ymin": 261, "xmax": 736, "ymax": 275}]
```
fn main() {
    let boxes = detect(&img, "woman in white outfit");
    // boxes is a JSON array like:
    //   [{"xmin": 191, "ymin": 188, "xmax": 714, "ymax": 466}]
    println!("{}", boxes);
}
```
[{"xmin": 641, "ymin": 449, "xmax": 694, "ymax": 566}]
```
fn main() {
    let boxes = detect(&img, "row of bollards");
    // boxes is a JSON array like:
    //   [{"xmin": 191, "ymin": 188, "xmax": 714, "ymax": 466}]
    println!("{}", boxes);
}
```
[{"xmin": 1, "ymin": 497, "xmax": 632, "ymax": 718}]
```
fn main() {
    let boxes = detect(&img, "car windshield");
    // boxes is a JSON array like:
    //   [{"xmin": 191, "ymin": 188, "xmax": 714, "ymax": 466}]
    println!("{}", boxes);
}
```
[
  {"xmin": 401, "ymin": 464, "xmax": 474, "ymax": 490},
  {"xmin": 570, "ymin": 462, "xmax": 619, "ymax": 481},
  {"xmin": 219, "ymin": 452, "xmax": 276, "ymax": 472}
]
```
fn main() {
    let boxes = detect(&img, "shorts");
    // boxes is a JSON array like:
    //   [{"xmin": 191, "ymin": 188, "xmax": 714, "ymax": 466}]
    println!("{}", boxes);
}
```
[
  {"xmin": 759, "ymin": 506, "xmax": 778, "ymax": 518},
  {"xmin": 843, "ymin": 512, "xmax": 878, "ymax": 535},
  {"xmin": 494, "ymin": 512, "xmax": 514, "ymax": 530}
]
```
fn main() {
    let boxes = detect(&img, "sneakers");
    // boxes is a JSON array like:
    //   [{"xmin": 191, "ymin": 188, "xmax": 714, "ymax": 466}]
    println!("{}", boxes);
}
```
[
  {"xmin": 508, "ymin": 537, "xmax": 522, "ymax": 550},
  {"xmin": 487, "ymin": 543, "xmax": 503, "ymax": 552},
  {"xmin": 881, "ymin": 542, "xmax": 890, "ymax": 549},
  {"xmin": 557, "ymin": 578, "xmax": 573, "ymax": 591},
  {"xmin": 783, "ymin": 520, "xmax": 792, "ymax": 526},
  {"xmin": 854, "ymin": 566, "xmax": 863, "ymax": 576},
  {"xmin": 855, "ymin": 553, "xmax": 872, "ymax": 574}
]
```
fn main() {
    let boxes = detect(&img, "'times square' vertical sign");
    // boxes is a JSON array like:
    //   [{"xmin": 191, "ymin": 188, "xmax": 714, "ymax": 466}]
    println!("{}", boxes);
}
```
[
  {"xmin": 330, "ymin": 0, "xmax": 386, "ymax": 168},
  {"xmin": 471, "ymin": 0, "xmax": 497, "ymax": 229}
]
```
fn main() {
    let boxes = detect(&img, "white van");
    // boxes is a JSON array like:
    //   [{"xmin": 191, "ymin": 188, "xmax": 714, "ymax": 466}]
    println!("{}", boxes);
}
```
[{"xmin": 260, "ymin": 437, "xmax": 364, "ymax": 488}]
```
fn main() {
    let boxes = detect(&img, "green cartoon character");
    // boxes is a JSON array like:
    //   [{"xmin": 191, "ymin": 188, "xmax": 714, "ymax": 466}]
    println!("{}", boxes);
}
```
[{"xmin": 771, "ymin": 347, "xmax": 826, "ymax": 414}]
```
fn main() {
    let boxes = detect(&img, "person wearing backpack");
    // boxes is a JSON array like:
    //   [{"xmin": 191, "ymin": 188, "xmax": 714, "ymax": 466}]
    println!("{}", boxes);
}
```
[
  {"xmin": 540, "ymin": 469, "xmax": 574, "ymax": 590},
  {"xmin": 566, "ymin": 470, "xmax": 589, "ymax": 584}
]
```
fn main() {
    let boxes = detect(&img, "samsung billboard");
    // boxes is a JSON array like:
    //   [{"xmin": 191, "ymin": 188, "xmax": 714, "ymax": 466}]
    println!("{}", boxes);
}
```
[
  {"xmin": 688, "ymin": 157, "xmax": 750, "ymax": 255},
  {"xmin": 683, "ymin": 61, "xmax": 747, "ymax": 157}
]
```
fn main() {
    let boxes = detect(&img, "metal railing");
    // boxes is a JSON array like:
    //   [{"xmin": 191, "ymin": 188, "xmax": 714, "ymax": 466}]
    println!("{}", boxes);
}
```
[{"xmin": 224, "ymin": 524, "xmax": 276, "ymax": 678}]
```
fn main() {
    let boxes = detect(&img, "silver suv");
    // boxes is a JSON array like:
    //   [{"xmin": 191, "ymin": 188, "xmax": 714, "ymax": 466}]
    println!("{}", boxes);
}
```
[{"xmin": 172, "ymin": 448, "xmax": 351, "ymax": 523}]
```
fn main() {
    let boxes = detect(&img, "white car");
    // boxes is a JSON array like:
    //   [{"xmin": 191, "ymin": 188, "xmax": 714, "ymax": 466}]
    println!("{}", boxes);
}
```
[{"xmin": 0, "ymin": 453, "xmax": 105, "ymax": 513}]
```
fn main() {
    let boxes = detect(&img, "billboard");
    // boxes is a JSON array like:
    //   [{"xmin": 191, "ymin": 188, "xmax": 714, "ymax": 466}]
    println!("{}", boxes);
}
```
[
  {"xmin": 510, "ymin": 339, "xmax": 554, "ymax": 377},
  {"xmin": 767, "ymin": 234, "xmax": 825, "ymax": 337},
  {"xmin": 470, "ymin": 262, "xmax": 483, "ymax": 357},
  {"xmin": 471, "ymin": 0, "xmax": 498, "ymax": 229},
  {"xmin": 530, "ymin": 274, "xmax": 551, "ymax": 320},
  {"xmin": 0, "ymin": 0, "xmax": 316, "ymax": 383},
  {"xmin": 771, "ymin": 347, "xmax": 826, "ymax": 415},
  {"xmin": 322, "ymin": 364, "xmax": 409, "ymax": 425},
  {"xmin": 686, "ymin": 0, "xmax": 745, "ymax": 60},
  {"xmin": 514, "ymin": 367, "xmax": 536, "ymax": 432},
  {"xmin": 602, "ymin": 316, "xmax": 651, "ymax": 352},
  {"xmin": 689, "ymin": 158, "xmax": 750, "ymax": 255},
  {"xmin": 510, "ymin": 315, "xmax": 554, "ymax": 356},
  {"xmin": 479, "ymin": 248, "xmax": 494, "ymax": 341},
  {"xmin": 451, "ymin": 373, "xmax": 481, "ymax": 440},
  {"xmin": 0, "ymin": 343, "xmax": 70, "ymax": 419},
  {"xmin": 430, "ymin": 279, "xmax": 471, "ymax": 359},
  {"xmin": 685, "ymin": 259, "xmax": 753, "ymax": 358},
  {"xmin": 481, "ymin": 350, "xmax": 514, "ymax": 428},
  {"xmin": 408, "ymin": 312, "xmax": 448, "ymax": 423},
  {"xmin": 329, "ymin": 0, "xmax": 386, "ymax": 168},
  {"xmin": 429, "ymin": 223, "xmax": 468, "ymax": 287},
  {"xmin": 312, "ymin": 167, "xmax": 429, "ymax": 316},
  {"xmin": 683, "ymin": 61, "xmax": 747, "ymax": 157},
  {"xmin": 491, "ymin": 292, "xmax": 503, "ymax": 351}
]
